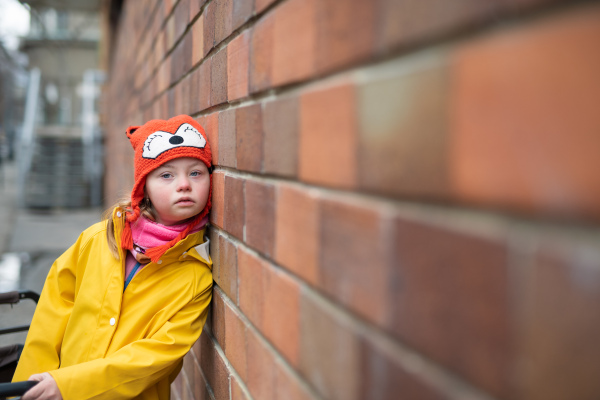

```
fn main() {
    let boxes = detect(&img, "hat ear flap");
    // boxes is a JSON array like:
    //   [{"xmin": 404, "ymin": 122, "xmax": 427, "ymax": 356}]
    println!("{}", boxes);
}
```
[{"xmin": 125, "ymin": 126, "xmax": 140, "ymax": 140}]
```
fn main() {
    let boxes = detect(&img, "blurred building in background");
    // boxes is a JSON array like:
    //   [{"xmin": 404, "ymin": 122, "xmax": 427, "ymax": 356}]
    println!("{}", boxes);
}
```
[
  {"xmin": 16, "ymin": 0, "xmax": 104, "ymax": 208},
  {"xmin": 0, "ymin": 42, "xmax": 27, "ymax": 163}
]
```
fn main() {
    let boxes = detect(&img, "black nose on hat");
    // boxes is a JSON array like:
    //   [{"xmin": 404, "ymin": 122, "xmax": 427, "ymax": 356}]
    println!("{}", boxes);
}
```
[{"xmin": 169, "ymin": 135, "xmax": 184, "ymax": 145}]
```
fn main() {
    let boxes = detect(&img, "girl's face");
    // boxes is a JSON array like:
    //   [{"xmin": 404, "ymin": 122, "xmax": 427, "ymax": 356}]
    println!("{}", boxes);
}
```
[{"xmin": 145, "ymin": 157, "xmax": 210, "ymax": 226}]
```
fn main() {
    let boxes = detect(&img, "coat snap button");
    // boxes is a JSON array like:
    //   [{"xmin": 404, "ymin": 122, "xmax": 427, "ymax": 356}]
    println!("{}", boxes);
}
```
[
  {"xmin": 110, "ymin": 317, "xmax": 116, "ymax": 326},
  {"xmin": 157, "ymin": 260, "xmax": 162, "ymax": 264},
  {"xmin": 116, "ymin": 211, "xmax": 122, "ymax": 217}
]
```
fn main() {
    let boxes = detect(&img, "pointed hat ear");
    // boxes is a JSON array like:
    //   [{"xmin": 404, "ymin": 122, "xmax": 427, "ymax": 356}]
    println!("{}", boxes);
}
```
[{"xmin": 125, "ymin": 126, "xmax": 140, "ymax": 140}]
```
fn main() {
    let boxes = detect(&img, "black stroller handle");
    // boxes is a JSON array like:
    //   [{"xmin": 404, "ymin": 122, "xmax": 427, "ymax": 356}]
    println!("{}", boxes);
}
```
[{"xmin": 0, "ymin": 380, "xmax": 38, "ymax": 399}]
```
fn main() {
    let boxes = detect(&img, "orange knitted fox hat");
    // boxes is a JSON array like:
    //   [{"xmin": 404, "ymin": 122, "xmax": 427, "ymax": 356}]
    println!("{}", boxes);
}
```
[{"xmin": 122, "ymin": 114, "xmax": 212, "ymax": 262}]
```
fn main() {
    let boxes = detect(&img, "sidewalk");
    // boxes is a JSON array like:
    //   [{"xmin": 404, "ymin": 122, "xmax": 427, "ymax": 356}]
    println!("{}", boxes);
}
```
[{"xmin": 0, "ymin": 160, "xmax": 102, "ymax": 347}]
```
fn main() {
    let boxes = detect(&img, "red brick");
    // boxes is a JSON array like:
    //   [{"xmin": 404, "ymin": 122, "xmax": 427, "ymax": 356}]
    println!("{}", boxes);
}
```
[
  {"xmin": 191, "ymin": 15, "xmax": 205, "ymax": 65},
  {"xmin": 263, "ymin": 96, "xmax": 298, "ymax": 177},
  {"xmin": 274, "ymin": 363, "xmax": 315, "ymax": 400},
  {"xmin": 215, "ymin": 0, "xmax": 233, "ymax": 44},
  {"xmin": 236, "ymin": 104, "xmax": 263, "ymax": 173},
  {"xmin": 227, "ymin": 30, "xmax": 250, "ymax": 101},
  {"xmin": 357, "ymin": 54, "xmax": 450, "ymax": 199},
  {"xmin": 359, "ymin": 338, "xmax": 443, "ymax": 400},
  {"xmin": 245, "ymin": 180, "xmax": 275, "ymax": 257},
  {"xmin": 319, "ymin": 198, "xmax": 390, "ymax": 325},
  {"xmin": 174, "ymin": 0, "xmax": 190, "ymax": 40},
  {"xmin": 377, "ymin": 0, "xmax": 499, "ymax": 54},
  {"xmin": 263, "ymin": 264, "xmax": 300, "ymax": 367},
  {"xmin": 211, "ymin": 49, "xmax": 228, "ymax": 106},
  {"xmin": 450, "ymin": 5, "xmax": 600, "ymax": 221},
  {"xmin": 315, "ymin": 0, "xmax": 375, "ymax": 74},
  {"xmin": 190, "ymin": 0, "xmax": 201, "ymax": 20},
  {"xmin": 198, "ymin": 58, "xmax": 212, "ymax": 111},
  {"xmin": 392, "ymin": 217, "xmax": 512, "ymax": 398},
  {"xmin": 217, "ymin": 234, "xmax": 238, "ymax": 302},
  {"xmin": 200, "ymin": 332, "xmax": 230, "ymax": 400},
  {"xmin": 223, "ymin": 175, "xmax": 245, "ymax": 239},
  {"xmin": 193, "ymin": 355, "xmax": 210, "ymax": 400},
  {"xmin": 217, "ymin": 108, "xmax": 236, "ymax": 168},
  {"xmin": 246, "ymin": 329, "xmax": 276, "ymax": 400},
  {"xmin": 189, "ymin": 69, "xmax": 200, "ymax": 114},
  {"xmin": 180, "ymin": 74, "xmax": 191, "ymax": 116},
  {"xmin": 224, "ymin": 298, "xmax": 248, "ymax": 381},
  {"xmin": 299, "ymin": 83, "xmax": 358, "ymax": 189},
  {"xmin": 249, "ymin": 13, "xmax": 274, "ymax": 93},
  {"xmin": 274, "ymin": 184, "xmax": 319, "ymax": 285},
  {"xmin": 210, "ymin": 172, "xmax": 225, "ymax": 228},
  {"xmin": 203, "ymin": 1, "xmax": 216, "ymax": 54},
  {"xmin": 202, "ymin": 112, "xmax": 219, "ymax": 165},
  {"xmin": 230, "ymin": 375, "xmax": 250, "ymax": 400},
  {"xmin": 232, "ymin": 0, "xmax": 254, "ymax": 31},
  {"xmin": 519, "ymin": 240, "xmax": 600, "ymax": 400},
  {"xmin": 255, "ymin": 0, "xmax": 275, "ymax": 14},
  {"xmin": 166, "ymin": 15, "xmax": 176, "ymax": 51},
  {"xmin": 238, "ymin": 248, "xmax": 264, "ymax": 327},
  {"xmin": 299, "ymin": 289, "xmax": 361, "ymax": 400},
  {"xmin": 210, "ymin": 287, "xmax": 226, "ymax": 348},
  {"xmin": 272, "ymin": 0, "xmax": 316, "ymax": 86}
]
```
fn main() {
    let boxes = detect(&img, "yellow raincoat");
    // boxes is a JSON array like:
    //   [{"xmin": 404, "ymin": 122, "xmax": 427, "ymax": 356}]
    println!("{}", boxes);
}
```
[{"xmin": 13, "ymin": 210, "xmax": 213, "ymax": 399}]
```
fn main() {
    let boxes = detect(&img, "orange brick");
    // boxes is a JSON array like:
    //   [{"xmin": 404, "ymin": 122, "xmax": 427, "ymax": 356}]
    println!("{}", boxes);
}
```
[
  {"xmin": 450, "ymin": 5, "xmax": 600, "ymax": 221},
  {"xmin": 217, "ymin": 234, "xmax": 238, "ymax": 302},
  {"xmin": 246, "ymin": 329, "xmax": 276, "ymax": 400},
  {"xmin": 262, "ymin": 264, "xmax": 300, "ymax": 367},
  {"xmin": 191, "ymin": 15, "xmax": 204, "ymax": 65},
  {"xmin": 392, "ymin": 217, "xmax": 512, "ymax": 398},
  {"xmin": 519, "ymin": 239, "xmax": 600, "ymax": 399},
  {"xmin": 237, "ymin": 247, "xmax": 264, "ymax": 327},
  {"xmin": 249, "ymin": 13, "xmax": 274, "ymax": 93},
  {"xmin": 224, "ymin": 298, "xmax": 248, "ymax": 381},
  {"xmin": 236, "ymin": 104, "xmax": 263, "ymax": 173},
  {"xmin": 245, "ymin": 180, "xmax": 275, "ymax": 257},
  {"xmin": 299, "ymin": 83, "xmax": 358, "ymax": 189},
  {"xmin": 263, "ymin": 96, "xmax": 299, "ymax": 177},
  {"xmin": 193, "ymin": 356, "xmax": 210, "ymax": 400},
  {"xmin": 315, "ymin": 0, "xmax": 375, "ymax": 74},
  {"xmin": 272, "ymin": 0, "xmax": 316, "ymax": 86},
  {"xmin": 224, "ymin": 176, "xmax": 245, "ymax": 239},
  {"xmin": 227, "ymin": 30, "xmax": 250, "ymax": 101},
  {"xmin": 190, "ymin": 0, "xmax": 201, "ymax": 20},
  {"xmin": 217, "ymin": 109, "xmax": 236, "ymax": 168},
  {"xmin": 274, "ymin": 363, "xmax": 315, "ymax": 400},
  {"xmin": 274, "ymin": 183, "xmax": 319, "ymax": 285}
]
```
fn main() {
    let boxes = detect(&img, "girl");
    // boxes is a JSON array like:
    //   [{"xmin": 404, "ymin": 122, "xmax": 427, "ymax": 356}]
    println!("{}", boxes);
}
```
[{"xmin": 13, "ymin": 115, "xmax": 213, "ymax": 400}]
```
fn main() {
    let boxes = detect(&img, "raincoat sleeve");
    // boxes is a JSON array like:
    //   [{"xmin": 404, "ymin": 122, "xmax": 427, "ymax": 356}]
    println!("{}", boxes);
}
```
[
  {"xmin": 48, "ymin": 281, "xmax": 212, "ymax": 400},
  {"xmin": 12, "ymin": 233, "xmax": 81, "ymax": 381}
]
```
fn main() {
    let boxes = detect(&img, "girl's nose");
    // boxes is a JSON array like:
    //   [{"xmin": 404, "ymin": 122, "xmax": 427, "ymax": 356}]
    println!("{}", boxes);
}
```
[{"xmin": 177, "ymin": 176, "xmax": 191, "ymax": 191}]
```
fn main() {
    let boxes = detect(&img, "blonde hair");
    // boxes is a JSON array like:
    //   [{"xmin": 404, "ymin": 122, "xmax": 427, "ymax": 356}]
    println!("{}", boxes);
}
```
[{"xmin": 103, "ymin": 195, "xmax": 157, "ymax": 259}]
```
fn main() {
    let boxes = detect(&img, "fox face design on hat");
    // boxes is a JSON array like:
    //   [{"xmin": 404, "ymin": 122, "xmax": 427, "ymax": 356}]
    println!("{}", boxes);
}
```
[{"xmin": 121, "ymin": 115, "xmax": 212, "ymax": 263}]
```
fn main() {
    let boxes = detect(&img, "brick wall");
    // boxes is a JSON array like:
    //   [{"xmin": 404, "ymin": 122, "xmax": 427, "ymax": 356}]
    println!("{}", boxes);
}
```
[{"xmin": 102, "ymin": 0, "xmax": 600, "ymax": 399}]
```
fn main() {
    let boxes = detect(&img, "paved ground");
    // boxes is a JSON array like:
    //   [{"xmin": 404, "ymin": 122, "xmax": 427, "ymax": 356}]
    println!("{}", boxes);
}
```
[{"xmin": 0, "ymin": 161, "xmax": 102, "ymax": 347}]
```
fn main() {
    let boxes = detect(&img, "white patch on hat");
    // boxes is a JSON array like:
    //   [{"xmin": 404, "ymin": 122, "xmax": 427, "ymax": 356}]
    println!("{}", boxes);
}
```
[{"xmin": 142, "ymin": 123, "xmax": 207, "ymax": 159}]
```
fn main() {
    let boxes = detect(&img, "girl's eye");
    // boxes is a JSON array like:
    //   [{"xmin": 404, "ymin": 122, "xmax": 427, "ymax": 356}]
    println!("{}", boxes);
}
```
[
  {"xmin": 190, "ymin": 171, "xmax": 201, "ymax": 177},
  {"xmin": 160, "ymin": 173, "xmax": 173, "ymax": 179}
]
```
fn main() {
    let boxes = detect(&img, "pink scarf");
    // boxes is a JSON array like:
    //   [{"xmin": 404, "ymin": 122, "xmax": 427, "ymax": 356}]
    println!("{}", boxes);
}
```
[{"xmin": 124, "ymin": 216, "xmax": 207, "ymax": 279}]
